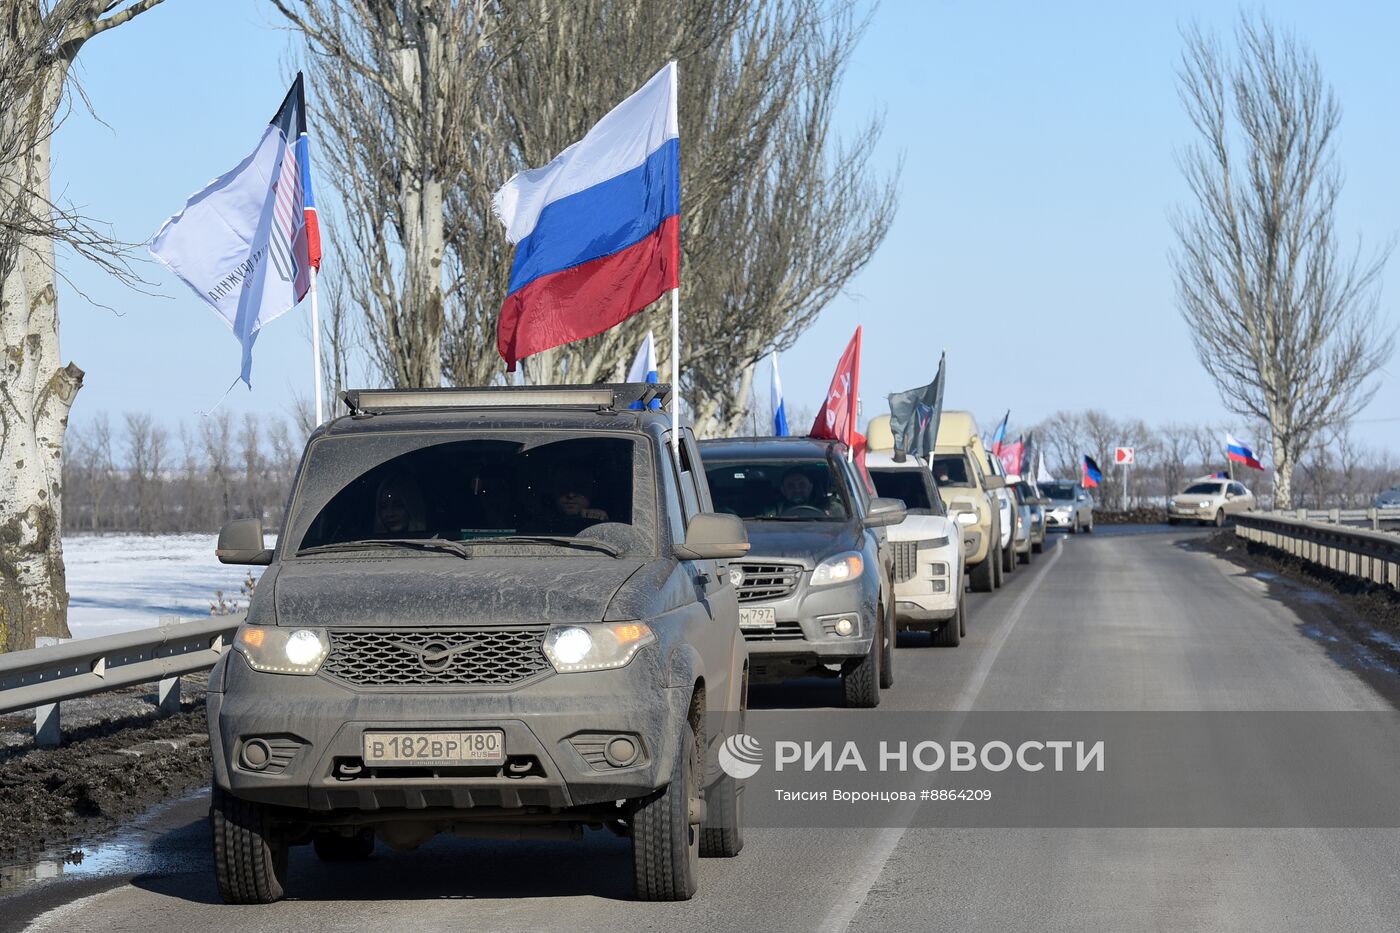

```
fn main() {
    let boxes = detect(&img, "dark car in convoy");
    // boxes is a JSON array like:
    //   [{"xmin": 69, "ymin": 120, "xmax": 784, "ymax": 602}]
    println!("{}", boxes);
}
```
[
  {"xmin": 209, "ymin": 385, "xmax": 750, "ymax": 903},
  {"xmin": 697, "ymin": 437, "xmax": 906, "ymax": 708}
]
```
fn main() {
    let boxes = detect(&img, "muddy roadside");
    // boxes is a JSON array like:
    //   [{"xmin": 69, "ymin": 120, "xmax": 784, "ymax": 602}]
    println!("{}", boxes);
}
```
[{"xmin": 0, "ymin": 680, "xmax": 213, "ymax": 871}]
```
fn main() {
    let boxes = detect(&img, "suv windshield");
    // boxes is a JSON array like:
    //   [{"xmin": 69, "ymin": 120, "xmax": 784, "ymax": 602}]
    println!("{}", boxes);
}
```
[
  {"xmin": 1183, "ymin": 482, "xmax": 1224, "ymax": 495},
  {"xmin": 931, "ymin": 454, "xmax": 973, "ymax": 487},
  {"xmin": 869, "ymin": 469, "xmax": 935, "ymax": 513},
  {"xmin": 1043, "ymin": 482, "xmax": 1079, "ymax": 501},
  {"xmin": 705, "ymin": 458, "xmax": 852, "ymax": 521},
  {"xmin": 291, "ymin": 434, "xmax": 646, "ymax": 554}
]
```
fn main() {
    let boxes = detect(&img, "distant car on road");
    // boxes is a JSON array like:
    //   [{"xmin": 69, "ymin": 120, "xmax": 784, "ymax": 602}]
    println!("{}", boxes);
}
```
[
  {"xmin": 1042, "ymin": 481, "xmax": 1094, "ymax": 533},
  {"xmin": 1010, "ymin": 476, "xmax": 1047, "ymax": 556},
  {"xmin": 1168, "ymin": 479, "xmax": 1255, "ymax": 527},
  {"xmin": 1375, "ymin": 487, "xmax": 1400, "ymax": 509},
  {"xmin": 933, "ymin": 412, "xmax": 1006, "ymax": 593}
]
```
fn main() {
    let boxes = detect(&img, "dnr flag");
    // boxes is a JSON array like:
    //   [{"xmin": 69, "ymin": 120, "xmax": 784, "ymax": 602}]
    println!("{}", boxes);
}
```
[
  {"xmin": 150, "ymin": 74, "xmax": 322, "ymax": 387},
  {"xmin": 1083, "ymin": 455, "xmax": 1103, "ymax": 488}
]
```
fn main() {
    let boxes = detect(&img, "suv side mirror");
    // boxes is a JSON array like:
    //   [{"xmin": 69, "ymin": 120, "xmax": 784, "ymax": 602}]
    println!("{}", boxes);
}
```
[
  {"xmin": 983, "ymin": 475, "xmax": 1005, "ymax": 490},
  {"xmin": 1034, "ymin": 497, "xmax": 1050, "ymax": 507},
  {"xmin": 217, "ymin": 518, "xmax": 274, "ymax": 566},
  {"xmin": 674, "ymin": 512, "xmax": 750, "ymax": 561},
  {"xmin": 864, "ymin": 497, "xmax": 908, "ymax": 528}
]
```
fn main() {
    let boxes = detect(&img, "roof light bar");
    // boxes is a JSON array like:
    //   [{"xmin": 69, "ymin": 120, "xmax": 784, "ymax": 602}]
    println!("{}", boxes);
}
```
[{"xmin": 340, "ymin": 383, "xmax": 673, "ymax": 415}]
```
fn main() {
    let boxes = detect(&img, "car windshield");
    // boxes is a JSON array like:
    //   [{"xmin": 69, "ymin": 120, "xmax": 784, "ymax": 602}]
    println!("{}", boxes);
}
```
[
  {"xmin": 289, "ymin": 433, "xmax": 648, "ymax": 555},
  {"xmin": 1042, "ymin": 482, "xmax": 1078, "ymax": 501},
  {"xmin": 705, "ymin": 458, "xmax": 852, "ymax": 521},
  {"xmin": 1183, "ymin": 483, "xmax": 1223, "ymax": 495},
  {"xmin": 931, "ymin": 454, "xmax": 973, "ymax": 487},
  {"xmin": 869, "ymin": 469, "xmax": 935, "ymax": 514}
]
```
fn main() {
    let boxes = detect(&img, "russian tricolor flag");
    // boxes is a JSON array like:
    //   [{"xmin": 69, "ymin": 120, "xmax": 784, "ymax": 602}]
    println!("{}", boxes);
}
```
[
  {"xmin": 1226, "ymin": 433, "xmax": 1264, "ymax": 470},
  {"xmin": 494, "ymin": 63, "xmax": 680, "ymax": 369}
]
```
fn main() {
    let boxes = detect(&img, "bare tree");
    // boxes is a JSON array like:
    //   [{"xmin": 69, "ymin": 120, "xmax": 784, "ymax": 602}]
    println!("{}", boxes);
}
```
[
  {"xmin": 0, "ymin": 0, "xmax": 169, "ymax": 650},
  {"xmin": 1172, "ymin": 13, "xmax": 1394, "ymax": 509}
]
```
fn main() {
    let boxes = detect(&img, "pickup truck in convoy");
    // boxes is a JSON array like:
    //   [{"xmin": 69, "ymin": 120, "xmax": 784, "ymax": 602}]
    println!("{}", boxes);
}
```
[
  {"xmin": 932, "ymin": 412, "xmax": 1005, "ymax": 592},
  {"xmin": 698, "ymin": 436, "xmax": 906, "ymax": 707},
  {"xmin": 209, "ymin": 385, "xmax": 749, "ymax": 903}
]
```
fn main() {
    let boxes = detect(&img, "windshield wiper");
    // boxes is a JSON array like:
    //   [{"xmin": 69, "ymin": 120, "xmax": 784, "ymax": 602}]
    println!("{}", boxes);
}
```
[
  {"xmin": 464, "ymin": 535, "xmax": 622, "ymax": 557},
  {"xmin": 297, "ymin": 538, "xmax": 474, "ymax": 559}
]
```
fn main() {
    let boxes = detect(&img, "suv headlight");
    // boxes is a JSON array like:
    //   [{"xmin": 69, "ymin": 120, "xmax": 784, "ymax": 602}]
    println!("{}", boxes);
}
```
[
  {"xmin": 811, "ymin": 552, "xmax": 864, "ymax": 587},
  {"xmin": 543, "ymin": 622, "xmax": 655, "ymax": 672},
  {"xmin": 235, "ymin": 625, "xmax": 330, "ymax": 675},
  {"xmin": 955, "ymin": 511, "xmax": 978, "ymax": 525}
]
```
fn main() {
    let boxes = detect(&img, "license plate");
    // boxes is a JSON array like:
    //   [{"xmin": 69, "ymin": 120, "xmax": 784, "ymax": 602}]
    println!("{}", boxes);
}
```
[
  {"xmin": 740, "ymin": 606, "xmax": 777, "ymax": 629},
  {"xmin": 361, "ymin": 730, "xmax": 505, "ymax": 766}
]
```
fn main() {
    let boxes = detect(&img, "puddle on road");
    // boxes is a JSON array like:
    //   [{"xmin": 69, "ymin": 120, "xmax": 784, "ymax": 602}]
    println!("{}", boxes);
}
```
[{"xmin": 0, "ymin": 789, "xmax": 206, "ymax": 897}]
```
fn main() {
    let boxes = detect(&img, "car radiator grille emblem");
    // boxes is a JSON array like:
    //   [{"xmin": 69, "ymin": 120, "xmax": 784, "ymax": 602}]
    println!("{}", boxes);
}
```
[{"xmin": 322, "ymin": 629, "xmax": 550, "ymax": 686}]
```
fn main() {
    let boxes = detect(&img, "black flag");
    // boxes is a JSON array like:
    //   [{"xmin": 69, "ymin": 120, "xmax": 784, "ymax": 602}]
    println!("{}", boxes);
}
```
[{"xmin": 887, "ymin": 353, "xmax": 945, "ymax": 462}]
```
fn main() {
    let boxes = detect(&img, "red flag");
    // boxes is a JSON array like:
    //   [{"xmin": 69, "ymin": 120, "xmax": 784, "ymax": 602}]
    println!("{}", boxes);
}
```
[
  {"xmin": 998, "ymin": 439, "xmax": 1024, "ymax": 476},
  {"xmin": 810, "ymin": 326, "xmax": 862, "ymax": 445}
]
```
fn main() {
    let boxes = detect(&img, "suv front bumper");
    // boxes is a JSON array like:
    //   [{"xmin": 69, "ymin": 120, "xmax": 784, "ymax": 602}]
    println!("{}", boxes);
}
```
[
  {"xmin": 737, "ymin": 576, "xmax": 873, "ymax": 681},
  {"xmin": 209, "ymin": 648, "xmax": 691, "ymax": 813}
]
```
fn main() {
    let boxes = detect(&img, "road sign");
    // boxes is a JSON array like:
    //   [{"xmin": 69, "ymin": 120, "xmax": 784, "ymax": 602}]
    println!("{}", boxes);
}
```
[{"xmin": 1115, "ymin": 447, "xmax": 1134, "ymax": 465}]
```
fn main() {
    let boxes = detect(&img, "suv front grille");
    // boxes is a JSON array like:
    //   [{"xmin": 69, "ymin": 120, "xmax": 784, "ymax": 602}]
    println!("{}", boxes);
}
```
[
  {"xmin": 891, "ymin": 541, "xmax": 920, "ymax": 583},
  {"xmin": 733, "ymin": 562, "xmax": 803, "ymax": 603},
  {"xmin": 322, "ymin": 628, "xmax": 551, "ymax": 687}
]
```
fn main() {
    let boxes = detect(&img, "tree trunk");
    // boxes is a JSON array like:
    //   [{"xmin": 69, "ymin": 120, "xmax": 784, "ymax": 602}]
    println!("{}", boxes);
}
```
[
  {"xmin": 0, "ymin": 65, "xmax": 79, "ymax": 650},
  {"xmin": 1271, "ymin": 435, "xmax": 1294, "ymax": 510}
]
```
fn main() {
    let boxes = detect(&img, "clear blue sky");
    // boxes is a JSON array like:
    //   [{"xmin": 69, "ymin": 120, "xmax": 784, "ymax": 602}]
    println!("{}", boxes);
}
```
[{"xmin": 55, "ymin": 1, "xmax": 1400, "ymax": 454}]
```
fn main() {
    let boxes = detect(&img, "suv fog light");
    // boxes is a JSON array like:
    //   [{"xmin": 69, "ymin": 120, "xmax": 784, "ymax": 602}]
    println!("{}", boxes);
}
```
[
  {"xmin": 241, "ymin": 738, "xmax": 271, "ymax": 771},
  {"xmin": 605, "ymin": 737, "xmax": 639, "ymax": 767},
  {"xmin": 834, "ymin": 618, "xmax": 855, "ymax": 636}
]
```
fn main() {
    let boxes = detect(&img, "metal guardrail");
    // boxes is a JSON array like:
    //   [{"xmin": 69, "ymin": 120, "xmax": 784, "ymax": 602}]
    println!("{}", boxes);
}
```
[
  {"xmin": 1234, "ymin": 514, "xmax": 1400, "ymax": 591},
  {"xmin": 0, "ymin": 614, "xmax": 243, "ymax": 747},
  {"xmin": 1258, "ymin": 507, "xmax": 1400, "ymax": 530}
]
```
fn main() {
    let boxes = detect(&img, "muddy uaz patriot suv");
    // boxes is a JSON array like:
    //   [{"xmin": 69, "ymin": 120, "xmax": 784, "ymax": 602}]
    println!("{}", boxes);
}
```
[{"xmin": 208, "ymin": 385, "xmax": 750, "ymax": 903}]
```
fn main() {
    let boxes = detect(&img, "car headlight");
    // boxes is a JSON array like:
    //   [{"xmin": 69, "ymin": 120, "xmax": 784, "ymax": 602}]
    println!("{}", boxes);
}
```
[
  {"xmin": 235, "ymin": 625, "xmax": 330, "ymax": 675},
  {"xmin": 543, "ymin": 622, "xmax": 655, "ymax": 672},
  {"xmin": 1168, "ymin": 499, "xmax": 1176, "ymax": 508},
  {"xmin": 1199, "ymin": 500, "xmax": 1211, "ymax": 508},
  {"xmin": 955, "ymin": 511, "xmax": 978, "ymax": 525},
  {"xmin": 811, "ymin": 552, "xmax": 864, "ymax": 587}
]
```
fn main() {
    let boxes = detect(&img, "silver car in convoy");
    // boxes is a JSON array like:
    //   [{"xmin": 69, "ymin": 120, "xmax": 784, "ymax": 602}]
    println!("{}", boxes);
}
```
[
  {"xmin": 1168, "ymin": 479, "xmax": 1256, "ymax": 527},
  {"xmin": 1011, "ymin": 477, "xmax": 1047, "ymax": 554},
  {"xmin": 1042, "ymin": 481, "xmax": 1094, "ymax": 533}
]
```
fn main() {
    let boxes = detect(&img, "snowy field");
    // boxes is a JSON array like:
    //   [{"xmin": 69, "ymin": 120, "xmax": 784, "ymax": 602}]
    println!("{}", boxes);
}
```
[{"xmin": 64, "ymin": 534, "xmax": 262, "ymax": 641}]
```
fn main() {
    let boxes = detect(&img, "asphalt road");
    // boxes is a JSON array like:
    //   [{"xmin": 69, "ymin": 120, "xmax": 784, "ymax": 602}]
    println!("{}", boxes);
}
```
[{"xmin": 7, "ymin": 526, "xmax": 1400, "ymax": 932}]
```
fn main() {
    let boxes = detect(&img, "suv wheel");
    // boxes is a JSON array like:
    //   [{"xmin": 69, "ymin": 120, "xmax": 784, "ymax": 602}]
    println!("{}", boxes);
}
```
[
  {"xmin": 878, "ymin": 599, "xmax": 895, "ymax": 689},
  {"xmin": 211, "ymin": 785, "xmax": 288, "ymax": 904},
  {"xmin": 992, "ymin": 543, "xmax": 1004, "ymax": 588},
  {"xmin": 969, "ymin": 555, "xmax": 995, "ymax": 593},
  {"xmin": 1002, "ymin": 537, "xmax": 1015, "ymax": 574},
  {"xmin": 933, "ymin": 599, "xmax": 962, "ymax": 647},
  {"xmin": 1213, "ymin": 509, "xmax": 1224, "ymax": 528},
  {"xmin": 1071, "ymin": 516, "xmax": 1080, "ymax": 534},
  {"xmin": 633, "ymin": 722, "xmax": 701, "ymax": 900},
  {"xmin": 700, "ymin": 771, "xmax": 744, "ymax": 858},
  {"xmin": 843, "ymin": 628, "xmax": 881, "ymax": 708},
  {"xmin": 313, "ymin": 829, "xmax": 375, "ymax": 862}
]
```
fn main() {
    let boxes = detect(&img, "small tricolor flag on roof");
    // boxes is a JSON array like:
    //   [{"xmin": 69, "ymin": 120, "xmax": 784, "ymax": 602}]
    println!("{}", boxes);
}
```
[
  {"xmin": 1226, "ymin": 434, "xmax": 1264, "ymax": 470},
  {"xmin": 150, "ymin": 74, "xmax": 321, "ymax": 387},
  {"xmin": 493, "ymin": 63, "xmax": 680, "ymax": 370}
]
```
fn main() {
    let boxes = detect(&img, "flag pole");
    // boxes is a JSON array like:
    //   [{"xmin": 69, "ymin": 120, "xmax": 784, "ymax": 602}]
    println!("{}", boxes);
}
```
[
  {"xmin": 309, "ymin": 266, "xmax": 325, "ymax": 426},
  {"xmin": 670, "ymin": 286, "xmax": 680, "ymax": 461}
]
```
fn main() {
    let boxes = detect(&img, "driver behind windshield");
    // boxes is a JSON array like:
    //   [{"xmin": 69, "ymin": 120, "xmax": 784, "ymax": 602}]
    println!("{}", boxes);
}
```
[
  {"xmin": 538, "ymin": 467, "xmax": 610, "ymax": 534},
  {"xmin": 778, "ymin": 469, "xmax": 818, "ymax": 515}
]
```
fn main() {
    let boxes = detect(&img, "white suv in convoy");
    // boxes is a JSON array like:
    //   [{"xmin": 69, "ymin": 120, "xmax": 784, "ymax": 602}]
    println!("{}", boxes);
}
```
[{"xmin": 864, "ymin": 448, "xmax": 967, "ymax": 647}]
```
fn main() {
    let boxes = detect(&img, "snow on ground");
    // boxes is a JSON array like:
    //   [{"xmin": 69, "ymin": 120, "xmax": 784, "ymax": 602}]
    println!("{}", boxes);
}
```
[{"xmin": 63, "ymin": 534, "xmax": 262, "ymax": 641}]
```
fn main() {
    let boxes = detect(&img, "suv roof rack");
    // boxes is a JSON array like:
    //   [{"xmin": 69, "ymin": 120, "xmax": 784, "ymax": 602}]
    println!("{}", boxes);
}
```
[{"xmin": 340, "ymin": 383, "xmax": 674, "ymax": 416}]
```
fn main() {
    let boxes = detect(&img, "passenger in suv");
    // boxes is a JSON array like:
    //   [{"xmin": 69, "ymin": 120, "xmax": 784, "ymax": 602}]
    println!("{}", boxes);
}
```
[
  {"xmin": 208, "ymin": 385, "xmax": 750, "ymax": 904},
  {"xmin": 698, "ymin": 437, "xmax": 906, "ymax": 708}
]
